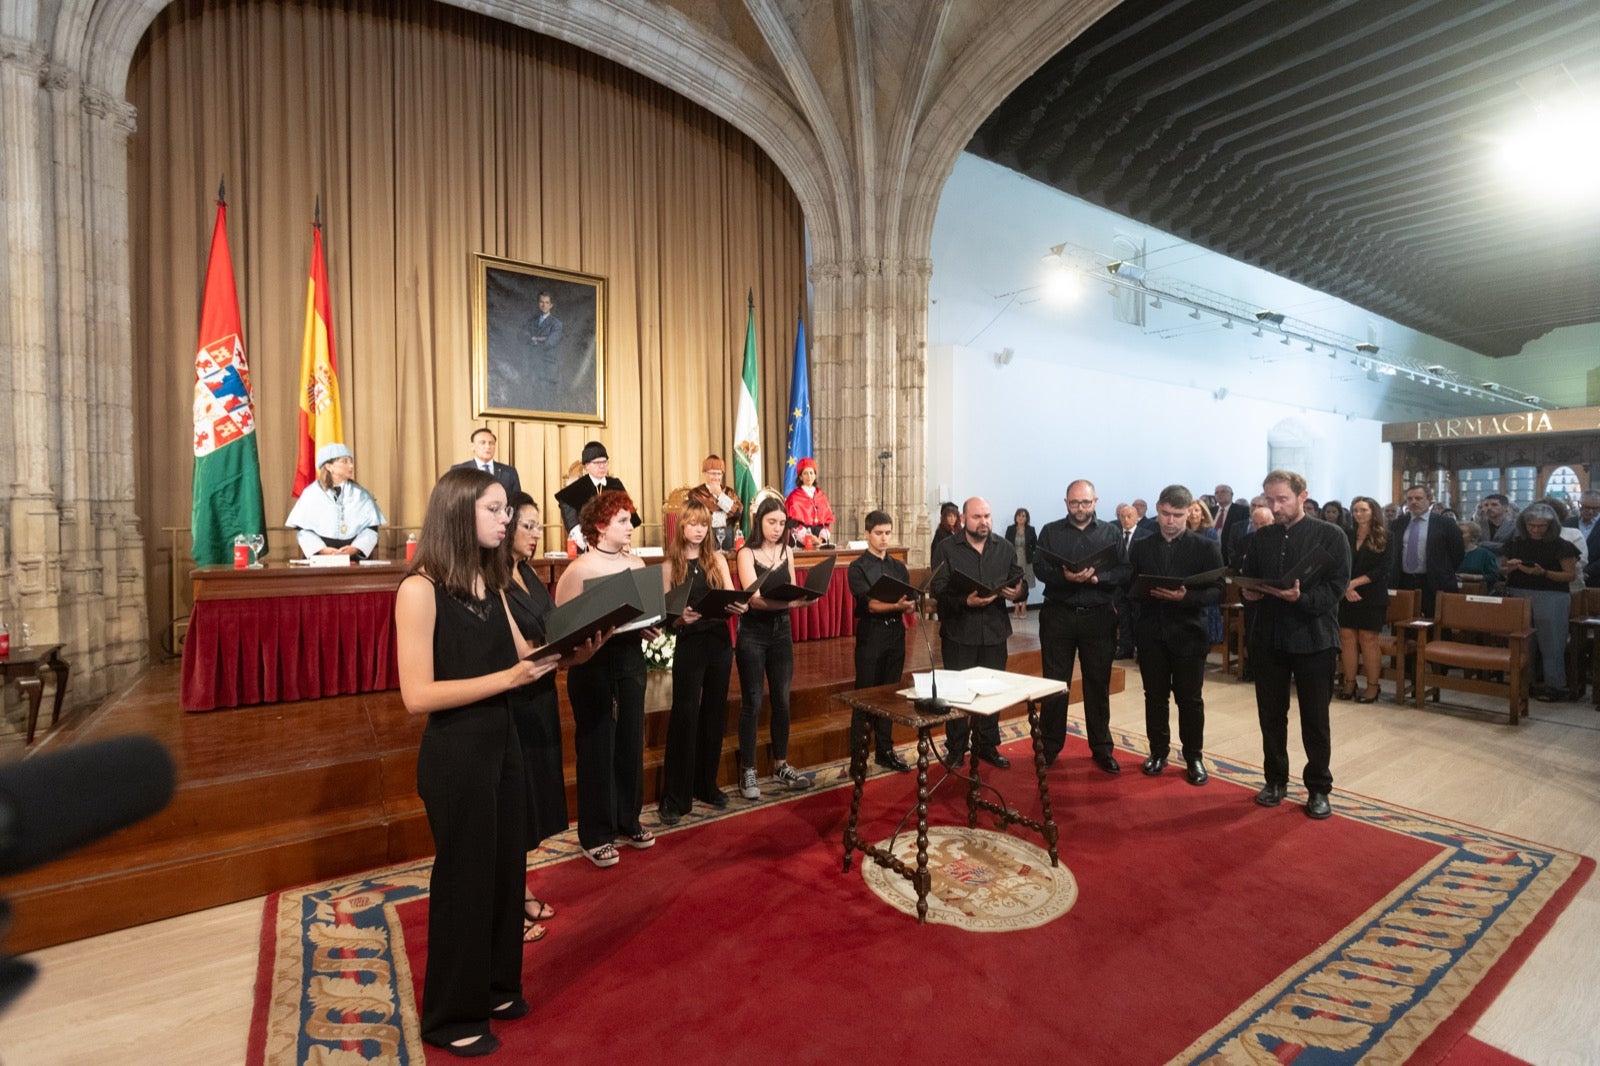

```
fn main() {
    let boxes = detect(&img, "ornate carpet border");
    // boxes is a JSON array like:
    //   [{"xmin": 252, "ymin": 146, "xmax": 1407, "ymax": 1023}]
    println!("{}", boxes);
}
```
[{"xmin": 248, "ymin": 718, "xmax": 1591, "ymax": 1066}]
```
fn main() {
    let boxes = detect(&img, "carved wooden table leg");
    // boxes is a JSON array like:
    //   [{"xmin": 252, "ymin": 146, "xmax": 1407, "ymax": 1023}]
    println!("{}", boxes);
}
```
[
  {"xmin": 1028, "ymin": 699, "xmax": 1061, "ymax": 866},
  {"xmin": 44, "ymin": 648, "xmax": 69, "ymax": 730},
  {"xmin": 915, "ymin": 727, "xmax": 932, "ymax": 924},
  {"xmin": 20, "ymin": 672, "xmax": 45, "ymax": 744},
  {"xmin": 842, "ymin": 715, "xmax": 869, "ymax": 872},
  {"xmin": 965, "ymin": 723, "xmax": 981, "ymax": 828}
]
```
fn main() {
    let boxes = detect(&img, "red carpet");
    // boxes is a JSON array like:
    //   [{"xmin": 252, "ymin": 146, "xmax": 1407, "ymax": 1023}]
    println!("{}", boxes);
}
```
[{"xmin": 250, "ymin": 730, "xmax": 1590, "ymax": 1065}]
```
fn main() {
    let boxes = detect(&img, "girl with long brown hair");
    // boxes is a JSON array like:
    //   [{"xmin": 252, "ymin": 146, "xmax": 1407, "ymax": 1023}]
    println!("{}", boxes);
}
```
[{"xmin": 1338, "ymin": 496, "xmax": 1390, "ymax": 702}]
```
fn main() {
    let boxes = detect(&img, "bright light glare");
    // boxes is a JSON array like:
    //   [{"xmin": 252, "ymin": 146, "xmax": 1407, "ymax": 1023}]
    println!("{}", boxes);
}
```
[
  {"xmin": 1042, "ymin": 263, "xmax": 1079, "ymax": 304},
  {"xmin": 1495, "ymin": 101, "xmax": 1600, "ymax": 203}
]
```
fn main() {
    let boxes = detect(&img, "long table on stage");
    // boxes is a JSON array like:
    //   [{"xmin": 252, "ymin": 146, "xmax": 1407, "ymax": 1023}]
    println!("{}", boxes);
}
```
[
  {"xmin": 180, "ymin": 546, "xmax": 908, "ymax": 712},
  {"xmin": 832, "ymin": 668, "xmax": 1067, "ymax": 923}
]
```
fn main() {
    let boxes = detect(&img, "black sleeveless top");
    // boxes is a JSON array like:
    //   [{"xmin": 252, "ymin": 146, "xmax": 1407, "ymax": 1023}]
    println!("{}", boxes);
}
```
[
  {"xmin": 677, "ymin": 557, "xmax": 725, "ymax": 635},
  {"xmin": 423, "ymin": 575, "xmax": 518, "ymax": 733},
  {"xmin": 506, "ymin": 561, "xmax": 558, "ymax": 700},
  {"xmin": 741, "ymin": 548, "xmax": 792, "ymax": 637}
]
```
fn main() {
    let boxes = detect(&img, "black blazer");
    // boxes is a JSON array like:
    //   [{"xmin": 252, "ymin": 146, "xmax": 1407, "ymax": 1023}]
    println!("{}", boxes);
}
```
[
  {"xmin": 1388, "ymin": 511, "xmax": 1464, "ymax": 592},
  {"xmin": 450, "ymin": 459, "xmax": 521, "ymax": 498}
]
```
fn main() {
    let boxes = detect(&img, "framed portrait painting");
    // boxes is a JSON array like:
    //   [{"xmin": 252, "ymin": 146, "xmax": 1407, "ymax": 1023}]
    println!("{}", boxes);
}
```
[{"xmin": 472, "ymin": 254, "xmax": 606, "ymax": 424}]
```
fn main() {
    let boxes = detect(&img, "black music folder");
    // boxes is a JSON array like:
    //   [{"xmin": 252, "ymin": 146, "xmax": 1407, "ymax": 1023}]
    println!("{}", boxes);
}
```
[
  {"xmin": 1228, "ymin": 548, "xmax": 1336, "ymax": 591},
  {"xmin": 1036, "ymin": 541, "xmax": 1119, "ymax": 574},
  {"xmin": 528, "ymin": 568, "xmax": 645, "ymax": 659},
  {"xmin": 1130, "ymin": 566, "xmax": 1228, "ymax": 599},
  {"xmin": 760, "ymin": 553, "xmax": 837, "ymax": 602}
]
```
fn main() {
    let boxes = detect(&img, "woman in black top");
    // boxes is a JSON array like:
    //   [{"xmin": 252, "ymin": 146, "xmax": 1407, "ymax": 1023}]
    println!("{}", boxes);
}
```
[
  {"xmin": 502, "ymin": 493, "xmax": 571, "ymax": 942},
  {"xmin": 931, "ymin": 501, "xmax": 960, "ymax": 558},
  {"xmin": 1500, "ymin": 503, "xmax": 1579, "ymax": 701},
  {"xmin": 1337, "ymin": 496, "xmax": 1389, "ymax": 702},
  {"xmin": 395, "ymin": 469, "xmax": 561, "ymax": 1057},
  {"xmin": 657, "ymin": 499, "xmax": 746, "ymax": 823}
]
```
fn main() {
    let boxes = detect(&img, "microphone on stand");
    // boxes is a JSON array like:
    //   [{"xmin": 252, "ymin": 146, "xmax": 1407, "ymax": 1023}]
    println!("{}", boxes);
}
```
[{"xmin": 913, "ymin": 561, "xmax": 948, "ymax": 715}]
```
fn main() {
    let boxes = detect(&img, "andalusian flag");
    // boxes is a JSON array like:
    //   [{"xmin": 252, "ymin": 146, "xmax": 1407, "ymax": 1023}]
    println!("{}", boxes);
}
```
[
  {"xmin": 782, "ymin": 314, "xmax": 811, "ymax": 495},
  {"xmin": 732, "ymin": 292, "xmax": 762, "ymax": 533},
  {"xmin": 190, "ymin": 182, "xmax": 266, "ymax": 566},
  {"xmin": 292, "ymin": 207, "xmax": 344, "ymax": 497}
]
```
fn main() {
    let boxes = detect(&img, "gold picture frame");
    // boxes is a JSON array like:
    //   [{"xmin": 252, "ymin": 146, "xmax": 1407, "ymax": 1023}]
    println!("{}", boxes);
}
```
[{"xmin": 472, "ymin": 253, "xmax": 606, "ymax": 424}]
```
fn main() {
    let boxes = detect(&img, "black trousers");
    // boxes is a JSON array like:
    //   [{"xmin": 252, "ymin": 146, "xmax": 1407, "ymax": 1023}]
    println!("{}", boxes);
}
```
[
  {"xmin": 940, "ymin": 638, "xmax": 1006, "ymax": 754},
  {"xmin": 660, "ymin": 625, "xmax": 734, "ymax": 815},
  {"xmin": 853, "ymin": 617, "xmax": 906, "ymax": 754},
  {"xmin": 1251, "ymin": 643, "xmax": 1335, "ymax": 793},
  {"xmin": 1114, "ymin": 591, "xmax": 1138, "ymax": 656},
  {"xmin": 567, "ymin": 640, "xmax": 647, "ymax": 849},
  {"xmin": 1137, "ymin": 634, "xmax": 1206, "ymax": 760},
  {"xmin": 416, "ymin": 706, "xmax": 527, "ymax": 1046},
  {"xmin": 1038, "ymin": 601, "xmax": 1118, "ymax": 761}
]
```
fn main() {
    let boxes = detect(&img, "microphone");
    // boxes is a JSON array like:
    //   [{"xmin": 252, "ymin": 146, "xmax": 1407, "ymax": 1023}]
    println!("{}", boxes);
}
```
[
  {"xmin": 0, "ymin": 735, "xmax": 177, "ymax": 878},
  {"xmin": 913, "ymin": 561, "xmax": 948, "ymax": 714}
]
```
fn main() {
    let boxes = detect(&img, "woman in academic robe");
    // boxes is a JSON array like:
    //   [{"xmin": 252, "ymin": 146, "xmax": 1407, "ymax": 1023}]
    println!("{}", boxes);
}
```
[
  {"xmin": 393, "ymin": 468, "xmax": 559, "ymax": 1056},
  {"xmin": 285, "ymin": 443, "xmax": 385, "ymax": 558},
  {"xmin": 784, "ymin": 457, "xmax": 834, "ymax": 546}
]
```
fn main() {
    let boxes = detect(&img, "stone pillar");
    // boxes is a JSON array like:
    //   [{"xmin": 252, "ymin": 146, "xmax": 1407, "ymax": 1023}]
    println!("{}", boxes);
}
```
[
  {"xmin": 0, "ymin": 33, "xmax": 147, "ymax": 720},
  {"xmin": 810, "ymin": 255, "xmax": 932, "ymax": 563}
]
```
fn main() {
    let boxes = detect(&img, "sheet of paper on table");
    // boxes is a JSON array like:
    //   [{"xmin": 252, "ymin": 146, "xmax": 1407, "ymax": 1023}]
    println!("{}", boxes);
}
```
[{"xmin": 899, "ymin": 667, "xmax": 1068, "ymax": 715}]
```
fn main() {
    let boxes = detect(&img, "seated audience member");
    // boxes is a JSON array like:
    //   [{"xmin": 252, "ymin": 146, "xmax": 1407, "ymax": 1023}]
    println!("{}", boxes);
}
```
[
  {"xmin": 285, "ymin": 443, "xmax": 385, "ymax": 558},
  {"xmin": 1499, "ymin": 503, "xmax": 1579, "ymax": 702},
  {"xmin": 1457, "ymin": 522, "xmax": 1501, "ymax": 591},
  {"xmin": 688, "ymin": 454, "xmax": 743, "ymax": 551},
  {"xmin": 784, "ymin": 457, "xmax": 835, "ymax": 545}
]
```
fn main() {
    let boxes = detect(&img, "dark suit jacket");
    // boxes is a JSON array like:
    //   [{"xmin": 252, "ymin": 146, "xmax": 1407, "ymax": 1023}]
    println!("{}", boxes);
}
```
[
  {"xmin": 1114, "ymin": 524, "xmax": 1153, "ymax": 563},
  {"xmin": 450, "ymin": 460, "xmax": 521, "ymax": 498},
  {"xmin": 1388, "ymin": 511, "xmax": 1465, "ymax": 593},
  {"xmin": 1583, "ymin": 522, "xmax": 1600, "ymax": 584},
  {"xmin": 1214, "ymin": 501, "xmax": 1250, "ymax": 560}
]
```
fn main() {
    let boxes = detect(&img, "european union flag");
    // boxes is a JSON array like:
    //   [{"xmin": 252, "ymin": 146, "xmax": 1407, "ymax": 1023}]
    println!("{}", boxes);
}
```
[{"xmin": 782, "ymin": 316, "xmax": 811, "ymax": 495}]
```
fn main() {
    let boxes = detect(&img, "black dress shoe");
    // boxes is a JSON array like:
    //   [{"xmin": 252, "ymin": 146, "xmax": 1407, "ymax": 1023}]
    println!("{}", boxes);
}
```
[
  {"xmin": 1140, "ymin": 755, "xmax": 1167, "ymax": 776},
  {"xmin": 697, "ymin": 789, "xmax": 729, "ymax": 810},
  {"xmin": 1184, "ymin": 759, "xmax": 1208, "ymax": 786},
  {"xmin": 1239, "ymin": 669, "xmax": 1254, "ymax": 683},
  {"xmin": 977, "ymin": 749, "xmax": 1010, "ymax": 770},
  {"xmin": 657, "ymin": 806, "xmax": 683, "ymax": 826},
  {"xmin": 942, "ymin": 745, "xmax": 968, "ymax": 769},
  {"xmin": 1093, "ymin": 753, "xmax": 1121, "ymax": 775},
  {"xmin": 1304, "ymin": 792, "xmax": 1332, "ymax": 819},
  {"xmin": 1254, "ymin": 783, "xmax": 1287, "ymax": 807},
  {"xmin": 874, "ymin": 751, "xmax": 912, "ymax": 773}
]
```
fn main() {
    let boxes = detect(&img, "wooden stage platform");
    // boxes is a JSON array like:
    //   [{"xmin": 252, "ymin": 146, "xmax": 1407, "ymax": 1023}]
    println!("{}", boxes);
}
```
[{"xmin": 0, "ymin": 624, "xmax": 1118, "ymax": 952}]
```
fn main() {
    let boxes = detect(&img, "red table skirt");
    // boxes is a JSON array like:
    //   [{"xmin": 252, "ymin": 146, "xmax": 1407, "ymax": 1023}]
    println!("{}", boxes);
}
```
[
  {"xmin": 738, "ymin": 564, "xmax": 915, "ymax": 642},
  {"xmin": 181, "ymin": 591, "xmax": 399, "ymax": 711}
]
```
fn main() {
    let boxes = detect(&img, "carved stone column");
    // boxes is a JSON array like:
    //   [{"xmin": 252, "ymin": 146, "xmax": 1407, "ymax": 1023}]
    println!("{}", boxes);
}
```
[{"xmin": 810, "ymin": 255, "xmax": 932, "ymax": 563}]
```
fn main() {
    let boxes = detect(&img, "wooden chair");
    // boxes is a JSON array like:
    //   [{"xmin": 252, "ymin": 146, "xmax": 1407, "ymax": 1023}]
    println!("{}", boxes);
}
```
[
  {"xmin": 1414, "ymin": 593, "xmax": 1534, "ymax": 724},
  {"xmin": 1376, "ymin": 588, "xmax": 1422, "ymax": 703},
  {"xmin": 660, "ymin": 486, "xmax": 692, "ymax": 545},
  {"xmin": 1565, "ymin": 588, "xmax": 1600, "ymax": 704}
]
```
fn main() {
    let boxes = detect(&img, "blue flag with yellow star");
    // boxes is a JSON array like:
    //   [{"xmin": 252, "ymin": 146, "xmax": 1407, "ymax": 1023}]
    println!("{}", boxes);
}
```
[{"xmin": 782, "ymin": 315, "xmax": 811, "ymax": 495}]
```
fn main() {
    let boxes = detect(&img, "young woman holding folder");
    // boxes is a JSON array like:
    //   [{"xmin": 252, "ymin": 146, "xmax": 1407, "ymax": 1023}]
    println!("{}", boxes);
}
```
[
  {"xmin": 734, "ymin": 496, "xmax": 818, "ymax": 800},
  {"xmin": 554, "ymin": 489, "xmax": 657, "ymax": 866},
  {"xmin": 657, "ymin": 499, "xmax": 747, "ymax": 824},
  {"xmin": 394, "ymin": 468, "xmax": 560, "ymax": 1057}
]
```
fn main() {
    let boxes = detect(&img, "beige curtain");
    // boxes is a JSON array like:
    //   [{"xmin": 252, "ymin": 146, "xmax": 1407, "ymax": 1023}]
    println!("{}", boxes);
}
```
[{"xmin": 129, "ymin": 0, "xmax": 807, "ymax": 653}]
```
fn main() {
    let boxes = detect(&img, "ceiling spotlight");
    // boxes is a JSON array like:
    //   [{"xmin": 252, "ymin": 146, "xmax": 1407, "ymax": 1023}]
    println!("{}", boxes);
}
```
[
  {"xmin": 1523, "ymin": 394, "xmax": 1539, "ymax": 403},
  {"xmin": 1424, "ymin": 364, "xmax": 1446, "ymax": 374},
  {"xmin": 1280, "ymin": 335, "xmax": 1291, "ymax": 345},
  {"xmin": 1355, "ymin": 342, "xmax": 1380, "ymax": 354},
  {"xmin": 1188, "ymin": 308, "xmax": 1201, "ymax": 320},
  {"xmin": 1041, "ymin": 242, "xmax": 1066, "ymax": 264},
  {"xmin": 1221, "ymin": 319, "xmax": 1234, "ymax": 330},
  {"xmin": 1481, "ymin": 382, "xmax": 1499, "ymax": 391},
  {"xmin": 1305, "ymin": 342, "xmax": 1316, "ymax": 352},
  {"xmin": 1251, "ymin": 328, "xmax": 1263, "ymax": 337},
  {"xmin": 1149, "ymin": 297, "xmax": 1163, "ymax": 308},
  {"xmin": 1255, "ymin": 311, "xmax": 1286, "ymax": 325},
  {"xmin": 1106, "ymin": 261, "xmax": 1148, "ymax": 283}
]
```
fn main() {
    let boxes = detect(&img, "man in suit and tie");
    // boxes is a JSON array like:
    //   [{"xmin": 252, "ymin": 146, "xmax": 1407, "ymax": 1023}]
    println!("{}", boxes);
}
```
[
  {"xmin": 1131, "ymin": 498, "xmax": 1159, "ymax": 536},
  {"xmin": 450, "ymin": 428, "xmax": 521, "ymax": 497},
  {"xmin": 1390, "ymin": 483, "xmax": 1464, "ymax": 617},
  {"xmin": 1212, "ymin": 483, "xmax": 1251, "ymax": 563},
  {"xmin": 1113, "ymin": 503, "xmax": 1152, "ymax": 658}
]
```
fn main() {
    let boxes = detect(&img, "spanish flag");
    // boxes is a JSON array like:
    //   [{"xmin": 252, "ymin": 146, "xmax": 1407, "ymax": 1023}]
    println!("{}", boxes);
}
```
[{"xmin": 292, "ymin": 210, "xmax": 344, "ymax": 497}]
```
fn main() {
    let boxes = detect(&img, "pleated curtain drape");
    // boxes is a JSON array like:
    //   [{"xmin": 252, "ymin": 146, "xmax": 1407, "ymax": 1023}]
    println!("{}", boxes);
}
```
[{"xmin": 128, "ymin": 0, "xmax": 807, "ymax": 651}]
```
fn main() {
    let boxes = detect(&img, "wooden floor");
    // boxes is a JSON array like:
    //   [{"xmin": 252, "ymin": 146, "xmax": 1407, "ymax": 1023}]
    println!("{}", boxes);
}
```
[{"xmin": 2, "ymin": 616, "xmax": 1598, "ymax": 1064}]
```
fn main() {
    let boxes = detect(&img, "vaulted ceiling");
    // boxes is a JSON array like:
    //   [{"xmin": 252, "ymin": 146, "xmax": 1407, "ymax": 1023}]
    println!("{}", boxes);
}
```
[{"xmin": 969, "ymin": 0, "xmax": 1600, "ymax": 358}]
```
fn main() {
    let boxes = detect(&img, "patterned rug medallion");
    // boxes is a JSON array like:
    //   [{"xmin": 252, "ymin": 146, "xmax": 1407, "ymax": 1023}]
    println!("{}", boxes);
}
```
[
  {"xmin": 859, "ymin": 826, "xmax": 1077, "ymax": 930},
  {"xmin": 247, "ymin": 717, "xmax": 1591, "ymax": 1065}
]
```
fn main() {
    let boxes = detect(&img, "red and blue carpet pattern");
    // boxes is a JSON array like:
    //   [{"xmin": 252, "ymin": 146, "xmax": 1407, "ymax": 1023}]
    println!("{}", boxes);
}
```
[{"xmin": 248, "ymin": 718, "xmax": 1588, "ymax": 1065}]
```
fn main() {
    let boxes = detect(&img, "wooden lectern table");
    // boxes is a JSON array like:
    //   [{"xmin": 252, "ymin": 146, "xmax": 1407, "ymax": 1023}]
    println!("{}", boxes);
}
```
[{"xmin": 831, "ymin": 668, "xmax": 1067, "ymax": 923}]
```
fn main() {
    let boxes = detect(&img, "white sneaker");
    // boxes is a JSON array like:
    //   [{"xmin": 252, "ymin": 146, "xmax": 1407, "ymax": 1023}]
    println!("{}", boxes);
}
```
[
  {"xmin": 773, "ymin": 763, "xmax": 813, "ymax": 791},
  {"xmin": 739, "ymin": 767, "xmax": 760, "ymax": 800}
]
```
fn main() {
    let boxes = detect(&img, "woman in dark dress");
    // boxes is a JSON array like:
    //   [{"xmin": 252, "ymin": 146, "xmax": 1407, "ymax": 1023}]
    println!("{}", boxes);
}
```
[
  {"xmin": 554, "ymin": 490, "xmax": 656, "ymax": 867},
  {"xmin": 930, "ymin": 501, "xmax": 960, "ymax": 559},
  {"xmin": 502, "ymin": 493, "xmax": 569, "ymax": 942},
  {"xmin": 1337, "ymin": 496, "xmax": 1390, "ymax": 702},
  {"xmin": 394, "ymin": 469, "xmax": 560, "ymax": 1057},
  {"xmin": 657, "ymin": 498, "xmax": 746, "ymax": 824},
  {"xmin": 1500, "ymin": 503, "xmax": 1579, "ymax": 701}
]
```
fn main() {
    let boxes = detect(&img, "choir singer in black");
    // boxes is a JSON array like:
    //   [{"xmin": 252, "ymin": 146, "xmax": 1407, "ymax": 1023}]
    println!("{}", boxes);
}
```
[
  {"xmin": 847, "ymin": 510, "xmax": 915, "ymax": 772},
  {"xmin": 1238, "ymin": 469, "xmax": 1351, "ymax": 820},
  {"xmin": 930, "ymin": 497, "xmax": 1025, "ymax": 769},
  {"xmin": 1128, "ymin": 485, "xmax": 1225, "ymax": 786}
]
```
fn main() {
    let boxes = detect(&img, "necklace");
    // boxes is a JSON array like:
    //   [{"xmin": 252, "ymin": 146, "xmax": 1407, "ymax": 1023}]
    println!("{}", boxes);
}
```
[{"xmin": 592, "ymin": 544, "xmax": 622, "ymax": 556}]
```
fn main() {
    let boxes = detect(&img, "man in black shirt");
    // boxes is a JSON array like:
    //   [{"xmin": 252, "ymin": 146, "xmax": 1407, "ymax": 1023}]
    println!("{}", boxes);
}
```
[
  {"xmin": 848, "ymin": 510, "xmax": 915, "ymax": 772},
  {"xmin": 1239, "ymin": 469, "xmax": 1351, "ymax": 820},
  {"xmin": 1129, "ymin": 485, "xmax": 1225, "ymax": 786},
  {"xmin": 1034, "ymin": 479, "xmax": 1129, "ymax": 772},
  {"xmin": 930, "ymin": 497, "xmax": 1025, "ymax": 768}
]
